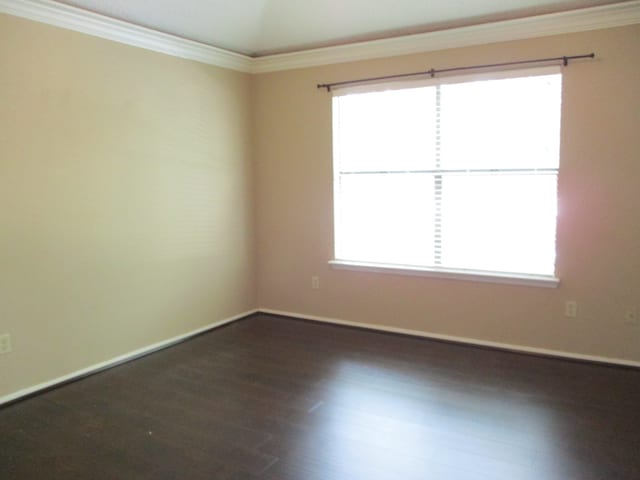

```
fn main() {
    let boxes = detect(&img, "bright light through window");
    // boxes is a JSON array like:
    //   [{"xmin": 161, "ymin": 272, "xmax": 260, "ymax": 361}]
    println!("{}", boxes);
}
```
[{"xmin": 332, "ymin": 69, "xmax": 562, "ymax": 278}]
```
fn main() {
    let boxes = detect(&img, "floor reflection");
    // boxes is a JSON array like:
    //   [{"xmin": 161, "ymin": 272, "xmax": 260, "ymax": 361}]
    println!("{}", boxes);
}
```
[{"xmin": 280, "ymin": 359, "xmax": 594, "ymax": 480}]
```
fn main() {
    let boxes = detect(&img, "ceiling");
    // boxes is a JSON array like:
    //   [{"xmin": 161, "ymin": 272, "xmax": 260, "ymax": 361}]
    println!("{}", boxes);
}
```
[{"xmin": 55, "ymin": 0, "xmax": 624, "ymax": 57}]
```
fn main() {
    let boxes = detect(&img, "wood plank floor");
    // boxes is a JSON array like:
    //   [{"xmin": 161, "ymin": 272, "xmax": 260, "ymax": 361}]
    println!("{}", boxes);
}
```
[{"xmin": 2, "ymin": 313, "xmax": 640, "ymax": 479}]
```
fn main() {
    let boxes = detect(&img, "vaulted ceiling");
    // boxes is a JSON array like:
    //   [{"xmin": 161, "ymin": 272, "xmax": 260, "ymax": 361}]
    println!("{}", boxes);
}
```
[{"xmin": 56, "ymin": 0, "xmax": 624, "ymax": 56}]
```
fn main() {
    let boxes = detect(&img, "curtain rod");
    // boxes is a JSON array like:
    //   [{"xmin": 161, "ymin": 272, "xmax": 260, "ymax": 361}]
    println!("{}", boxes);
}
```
[{"xmin": 317, "ymin": 53, "xmax": 595, "ymax": 92}]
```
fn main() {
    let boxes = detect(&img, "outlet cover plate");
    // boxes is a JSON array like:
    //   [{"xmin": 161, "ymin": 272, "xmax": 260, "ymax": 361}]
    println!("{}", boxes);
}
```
[{"xmin": 0, "ymin": 334, "xmax": 12, "ymax": 354}]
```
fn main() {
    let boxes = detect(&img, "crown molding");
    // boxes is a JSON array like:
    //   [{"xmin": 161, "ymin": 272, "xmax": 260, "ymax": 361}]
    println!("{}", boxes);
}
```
[
  {"xmin": 251, "ymin": 1, "xmax": 640, "ymax": 73},
  {"xmin": 1, "ymin": 0, "xmax": 639, "ymax": 74},
  {"xmin": 0, "ymin": 0, "xmax": 253, "ymax": 72}
]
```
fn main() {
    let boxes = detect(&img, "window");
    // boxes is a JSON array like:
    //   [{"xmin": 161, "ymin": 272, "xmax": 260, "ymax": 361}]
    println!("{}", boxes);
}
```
[{"xmin": 331, "ymin": 67, "xmax": 562, "ymax": 286}]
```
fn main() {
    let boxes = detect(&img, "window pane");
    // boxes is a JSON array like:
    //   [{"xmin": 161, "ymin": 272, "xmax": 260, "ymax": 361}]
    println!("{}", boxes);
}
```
[
  {"xmin": 439, "ymin": 174, "xmax": 557, "ymax": 275},
  {"xmin": 439, "ymin": 74, "xmax": 561, "ymax": 170},
  {"xmin": 334, "ymin": 88, "xmax": 436, "ymax": 173},
  {"xmin": 336, "ymin": 173, "xmax": 434, "ymax": 265}
]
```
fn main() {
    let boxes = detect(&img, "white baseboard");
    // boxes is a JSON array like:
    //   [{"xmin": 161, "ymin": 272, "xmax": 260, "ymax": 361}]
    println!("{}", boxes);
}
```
[
  {"xmin": 4, "ymin": 306, "xmax": 637, "ymax": 406},
  {"xmin": 259, "ymin": 308, "xmax": 640, "ymax": 369},
  {"xmin": 0, "ymin": 309, "xmax": 258, "ymax": 406}
]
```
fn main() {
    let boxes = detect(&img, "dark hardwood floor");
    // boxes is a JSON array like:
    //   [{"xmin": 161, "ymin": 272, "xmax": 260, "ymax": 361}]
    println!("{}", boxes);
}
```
[{"xmin": 2, "ymin": 313, "xmax": 640, "ymax": 479}]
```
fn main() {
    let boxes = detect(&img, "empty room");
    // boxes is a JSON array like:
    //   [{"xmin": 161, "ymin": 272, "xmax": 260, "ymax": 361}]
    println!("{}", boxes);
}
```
[{"xmin": 1, "ymin": 0, "xmax": 640, "ymax": 478}]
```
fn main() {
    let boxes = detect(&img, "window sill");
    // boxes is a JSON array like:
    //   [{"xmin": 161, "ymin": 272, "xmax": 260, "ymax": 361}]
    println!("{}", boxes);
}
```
[{"xmin": 328, "ymin": 260, "xmax": 559, "ymax": 288}]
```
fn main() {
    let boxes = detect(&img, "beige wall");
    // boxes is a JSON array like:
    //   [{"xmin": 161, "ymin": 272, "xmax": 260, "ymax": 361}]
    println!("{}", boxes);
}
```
[
  {"xmin": 1, "ymin": 14, "xmax": 638, "ymax": 401},
  {"xmin": 253, "ymin": 25, "xmax": 640, "ymax": 362},
  {"xmin": 0, "ymin": 14, "xmax": 255, "ymax": 398}
]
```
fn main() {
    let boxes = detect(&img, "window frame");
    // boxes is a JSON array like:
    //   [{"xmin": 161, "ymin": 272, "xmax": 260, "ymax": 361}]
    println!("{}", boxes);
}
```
[{"xmin": 330, "ymin": 66, "xmax": 562, "ymax": 288}]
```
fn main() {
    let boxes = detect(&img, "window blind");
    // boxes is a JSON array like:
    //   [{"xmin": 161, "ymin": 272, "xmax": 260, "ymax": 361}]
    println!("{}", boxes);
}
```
[{"xmin": 332, "ymin": 67, "xmax": 562, "ymax": 277}]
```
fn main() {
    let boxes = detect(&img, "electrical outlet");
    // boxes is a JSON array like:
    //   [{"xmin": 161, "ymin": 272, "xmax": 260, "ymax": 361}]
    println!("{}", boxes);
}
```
[
  {"xmin": 311, "ymin": 276, "xmax": 320, "ymax": 289},
  {"xmin": 624, "ymin": 307, "xmax": 639, "ymax": 326},
  {"xmin": 0, "ymin": 334, "xmax": 12, "ymax": 354},
  {"xmin": 564, "ymin": 301, "xmax": 577, "ymax": 318}
]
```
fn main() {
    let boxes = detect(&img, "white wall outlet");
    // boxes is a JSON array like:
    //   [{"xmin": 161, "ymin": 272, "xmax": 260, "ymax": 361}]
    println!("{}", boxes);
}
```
[
  {"xmin": 311, "ymin": 276, "xmax": 320, "ymax": 289},
  {"xmin": 624, "ymin": 307, "xmax": 639, "ymax": 326},
  {"xmin": 0, "ymin": 334, "xmax": 12, "ymax": 354},
  {"xmin": 564, "ymin": 301, "xmax": 577, "ymax": 318}
]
